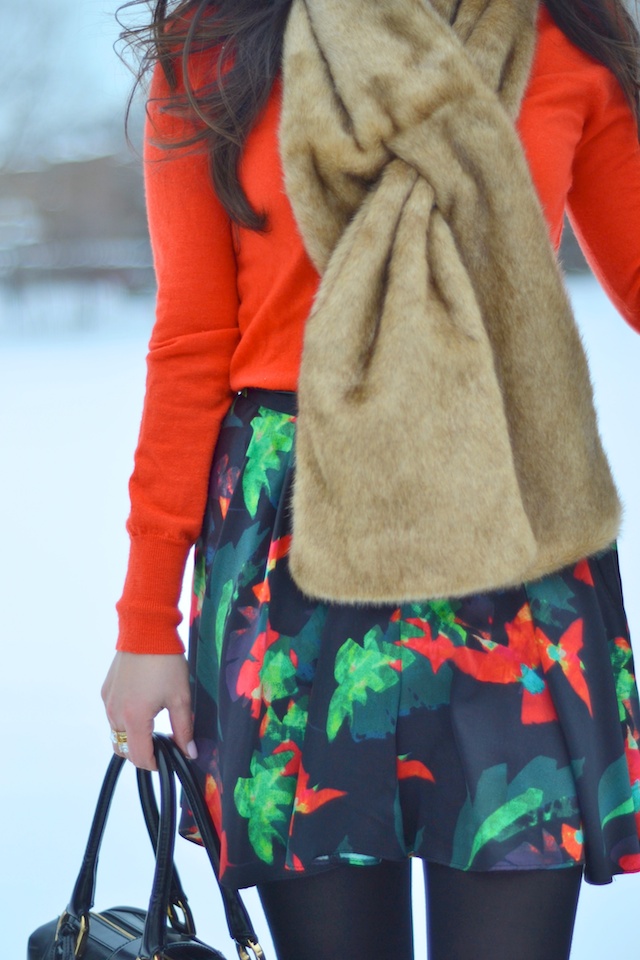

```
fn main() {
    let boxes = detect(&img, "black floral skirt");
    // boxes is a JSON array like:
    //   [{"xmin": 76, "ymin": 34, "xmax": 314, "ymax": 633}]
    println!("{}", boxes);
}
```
[{"xmin": 180, "ymin": 389, "xmax": 640, "ymax": 890}]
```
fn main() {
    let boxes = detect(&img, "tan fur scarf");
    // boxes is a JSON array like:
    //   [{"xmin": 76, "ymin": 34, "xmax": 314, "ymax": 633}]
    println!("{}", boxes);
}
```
[{"xmin": 280, "ymin": 0, "xmax": 621, "ymax": 603}]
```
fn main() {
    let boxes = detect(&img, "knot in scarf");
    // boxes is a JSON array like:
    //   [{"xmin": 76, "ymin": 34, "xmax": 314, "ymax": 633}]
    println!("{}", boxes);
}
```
[{"xmin": 280, "ymin": 0, "xmax": 620, "ymax": 602}]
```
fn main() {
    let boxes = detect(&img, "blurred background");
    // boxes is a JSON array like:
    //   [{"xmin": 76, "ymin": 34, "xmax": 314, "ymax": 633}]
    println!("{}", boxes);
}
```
[
  {"xmin": 1, "ymin": 2, "xmax": 639, "ymax": 959},
  {"xmin": 0, "ymin": 0, "xmax": 153, "ymax": 337}
]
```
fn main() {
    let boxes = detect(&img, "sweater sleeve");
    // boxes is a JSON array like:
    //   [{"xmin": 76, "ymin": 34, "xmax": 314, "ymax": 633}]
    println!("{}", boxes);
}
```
[
  {"xmin": 566, "ymin": 65, "xmax": 640, "ymax": 332},
  {"xmin": 116, "ymin": 62, "xmax": 240, "ymax": 655}
]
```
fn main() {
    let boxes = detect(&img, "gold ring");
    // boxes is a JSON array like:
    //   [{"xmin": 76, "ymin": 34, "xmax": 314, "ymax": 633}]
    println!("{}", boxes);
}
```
[{"xmin": 110, "ymin": 729, "xmax": 130, "ymax": 754}]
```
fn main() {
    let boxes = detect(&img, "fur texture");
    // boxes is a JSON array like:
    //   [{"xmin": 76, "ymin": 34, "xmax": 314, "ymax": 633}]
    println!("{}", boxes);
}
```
[{"xmin": 280, "ymin": 0, "xmax": 621, "ymax": 603}]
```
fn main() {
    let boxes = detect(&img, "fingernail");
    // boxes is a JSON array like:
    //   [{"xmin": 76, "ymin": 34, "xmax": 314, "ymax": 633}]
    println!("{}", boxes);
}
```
[{"xmin": 187, "ymin": 740, "xmax": 198, "ymax": 760}]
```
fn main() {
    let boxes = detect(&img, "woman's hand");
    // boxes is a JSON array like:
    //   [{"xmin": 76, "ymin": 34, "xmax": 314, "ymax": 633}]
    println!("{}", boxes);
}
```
[{"xmin": 101, "ymin": 651, "xmax": 196, "ymax": 770}]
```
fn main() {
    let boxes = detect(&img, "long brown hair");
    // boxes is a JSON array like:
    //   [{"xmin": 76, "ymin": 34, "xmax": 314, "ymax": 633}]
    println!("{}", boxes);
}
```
[
  {"xmin": 546, "ymin": 0, "xmax": 640, "ymax": 121},
  {"xmin": 117, "ymin": 0, "xmax": 640, "ymax": 231}
]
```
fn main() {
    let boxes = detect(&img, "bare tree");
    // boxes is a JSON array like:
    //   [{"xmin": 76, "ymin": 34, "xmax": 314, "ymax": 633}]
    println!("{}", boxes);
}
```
[{"xmin": 0, "ymin": 0, "xmax": 63, "ymax": 170}]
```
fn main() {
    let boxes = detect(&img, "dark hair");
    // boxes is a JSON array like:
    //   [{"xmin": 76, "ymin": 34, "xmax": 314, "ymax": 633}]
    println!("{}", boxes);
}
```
[
  {"xmin": 118, "ymin": 0, "xmax": 291, "ymax": 230},
  {"xmin": 117, "ymin": 0, "xmax": 640, "ymax": 231},
  {"xmin": 545, "ymin": 0, "xmax": 640, "ymax": 125}
]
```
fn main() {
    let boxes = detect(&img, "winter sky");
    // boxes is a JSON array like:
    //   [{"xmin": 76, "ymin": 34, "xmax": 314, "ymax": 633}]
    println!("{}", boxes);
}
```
[{"xmin": 1, "ymin": 0, "xmax": 136, "ymax": 167}]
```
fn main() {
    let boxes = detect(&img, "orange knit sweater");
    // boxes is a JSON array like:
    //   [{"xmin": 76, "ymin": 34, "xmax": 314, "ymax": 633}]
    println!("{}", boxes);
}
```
[{"xmin": 116, "ymin": 6, "xmax": 640, "ymax": 655}]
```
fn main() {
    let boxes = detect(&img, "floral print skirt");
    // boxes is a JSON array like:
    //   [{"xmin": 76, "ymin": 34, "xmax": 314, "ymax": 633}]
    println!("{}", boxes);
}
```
[{"xmin": 180, "ymin": 389, "xmax": 640, "ymax": 890}]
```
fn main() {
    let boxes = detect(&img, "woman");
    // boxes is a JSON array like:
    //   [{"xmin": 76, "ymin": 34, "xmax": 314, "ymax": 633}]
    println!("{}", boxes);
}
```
[{"xmin": 103, "ymin": 1, "xmax": 640, "ymax": 957}]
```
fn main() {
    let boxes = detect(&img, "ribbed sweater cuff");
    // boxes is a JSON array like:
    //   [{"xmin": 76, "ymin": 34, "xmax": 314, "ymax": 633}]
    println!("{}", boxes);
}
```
[{"xmin": 116, "ymin": 536, "xmax": 192, "ymax": 655}]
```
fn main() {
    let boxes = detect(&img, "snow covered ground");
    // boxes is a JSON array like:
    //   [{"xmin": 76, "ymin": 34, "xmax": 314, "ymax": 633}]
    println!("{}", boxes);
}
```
[{"xmin": 1, "ymin": 273, "xmax": 639, "ymax": 959}]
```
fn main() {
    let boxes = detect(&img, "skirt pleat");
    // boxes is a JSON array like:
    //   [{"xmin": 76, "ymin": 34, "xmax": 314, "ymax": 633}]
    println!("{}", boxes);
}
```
[{"xmin": 180, "ymin": 390, "xmax": 640, "ymax": 889}]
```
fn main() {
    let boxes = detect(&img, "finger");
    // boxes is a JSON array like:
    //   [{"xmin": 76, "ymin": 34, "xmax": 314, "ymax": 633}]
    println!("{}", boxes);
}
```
[
  {"xmin": 168, "ymin": 694, "xmax": 197, "ymax": 760},
  {"xmin": 104, "ymin": 711, "xmax": 130, "ymax": 760},
  {"xmin": 103, "ymin": 667, "xmax": 131, "ymax": 760},
  {"xmin": 120, "ymin": 713, "xmax": 157, "ymax": 771},
  {"xmin": 108, "ymin": 726, "xmax": 131, "ymax": 760}
]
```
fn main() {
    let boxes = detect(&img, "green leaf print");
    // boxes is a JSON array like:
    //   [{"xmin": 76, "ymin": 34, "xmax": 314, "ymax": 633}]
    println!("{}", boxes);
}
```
[
  {"xmin": 609, "ymin": 638, "xmax": 637, "ymax": 723},
  {"xmin": 215, "ymin": 579, "xmax": 234, "ymax": 663},
  {"xmin": 196, "ymin": 522, "xmax": 267, "ymax": 700},
  {"xmin": 242, "ymin": 410, "xmax": 295, "ymax": 518},
  {"xmin": 302, "ymin": 838, "xmax": 380, "ymax": 870},
  {"xmin": 525, "ymin": 578, "xmax": 577, "ymax": 628},
  {"xmin": 452, "ymin": 757, "xmax": 580, "ymax": 869},
  {"xmin": 260, "ymin": 699, "xmax": 309, "ymax": 756},
  {"xmin": 398, "ymin": 657, "xmax": 453, "ymax": 718},
  {"xmin": 210, "ymin": 523, "xmax": 266, "ymax": 599},
  {"xmin": 599, "ymin": 756, "xmax": 635, "ymax": 827},
  {"xmin": 192, "ymin": 552, "xmax": 206, "ymax": 616},
  {"xmin": 260, "ymin": 648, "xmax": 299, "ymax": 704},
  {"xmin": 327, "ymin": 620, "xmax": 455, "ymax": 742},
  {"xmin": 602, "ymin": 798, "xmax": 635, "ymax": 828},
  {"xmin": 326, "ymin": 628, "xmax": 406, "ymax": 742},
  {"xmin": 287, "ymin": 604, "xmax": 325, "ymax": 681},
  {"xmin": 234, "ymin": 752, "xmax": 296, "ymax": 864},
  {"xmin": 466, "ymin": 789, "xmax": 544, "ymax": 867},
  {"xmin": 409, "ymin": 600, "xmax": 467, "ymax": 646}
]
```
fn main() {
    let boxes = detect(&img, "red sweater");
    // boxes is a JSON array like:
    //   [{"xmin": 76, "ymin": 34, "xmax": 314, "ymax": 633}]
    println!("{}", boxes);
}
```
[{"xmin": 116, "ymin": 6, "xmax": 640, "ymax": 655}]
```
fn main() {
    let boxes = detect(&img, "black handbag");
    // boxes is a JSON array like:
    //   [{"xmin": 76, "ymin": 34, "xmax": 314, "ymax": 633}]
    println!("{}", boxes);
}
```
[{"xmin": 28, "ymin": 734, "xmax": 264, "ymax": 960}]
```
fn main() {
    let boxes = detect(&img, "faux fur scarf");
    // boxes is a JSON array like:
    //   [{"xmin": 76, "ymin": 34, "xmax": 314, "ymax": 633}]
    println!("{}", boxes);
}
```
[{"xmin": 280, "ymin": 0, "xmax": 621, "ymax": 603}]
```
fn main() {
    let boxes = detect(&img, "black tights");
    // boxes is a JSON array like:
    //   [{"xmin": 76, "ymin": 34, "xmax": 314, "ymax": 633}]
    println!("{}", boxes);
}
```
[{"xmin": 257, "ymin": 860, "xmax": 582, "ymax": 960}]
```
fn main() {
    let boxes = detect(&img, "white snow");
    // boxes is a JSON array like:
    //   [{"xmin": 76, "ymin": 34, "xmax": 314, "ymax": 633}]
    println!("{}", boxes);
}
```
[{"xmin": 0, "ymin": 273, "xmax": 639, "ymax": 959}]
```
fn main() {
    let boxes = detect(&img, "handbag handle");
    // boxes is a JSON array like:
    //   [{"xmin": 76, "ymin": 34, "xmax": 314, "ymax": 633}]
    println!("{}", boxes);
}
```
[
  {"xmin": 141, "ymin": 739, "xmax": 179, "ymax": 959},
  {"xmin": 62, "ymin": 735, "xmax": 263, "ymax": 960},
  {"xmin": 136, "ymin": 767, "xmax": 195, "ymax": 935},
  {"xmin": 142, "ymin": 736, "xmax": 262, "ymax": 960},
  {"xmin": 66, "ymin": 748, "xmax": 125, "ymax": 921},
  {"xmin": 64, "ymin": 750, "xmax": 192, "ymax": 934}
]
